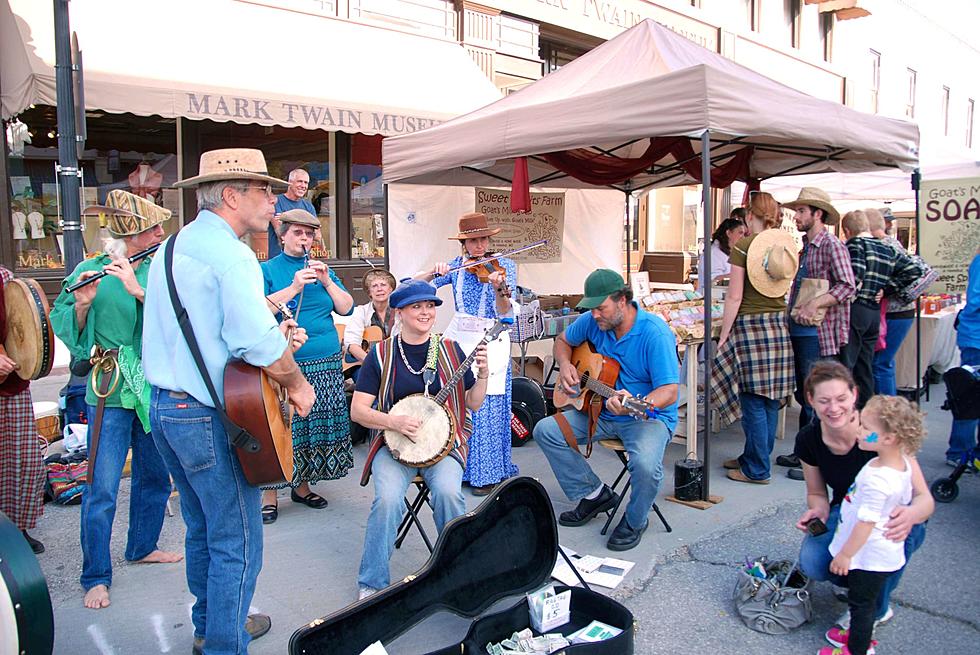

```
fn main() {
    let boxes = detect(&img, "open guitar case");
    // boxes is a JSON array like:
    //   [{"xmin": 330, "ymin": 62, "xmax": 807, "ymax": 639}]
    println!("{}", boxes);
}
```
[{"xmin": 289, "ymin": 477, "xmax": 634, "ymax": 655}]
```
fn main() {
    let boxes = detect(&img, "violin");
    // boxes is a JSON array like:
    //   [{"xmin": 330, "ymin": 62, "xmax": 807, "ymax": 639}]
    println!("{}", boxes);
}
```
[{"xmin": 464, "ymin": 256, "xmax": 507, "ymax": 286}]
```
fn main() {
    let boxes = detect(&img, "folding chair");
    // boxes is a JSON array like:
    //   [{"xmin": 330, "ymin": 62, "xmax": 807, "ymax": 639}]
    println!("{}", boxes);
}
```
[
  {"xmin": 598, "ymin": 437, "xmax": 672, "ymax": 535},
  {"xmin": 394, "ymin": 475, "xmax": 434, "ymax": 552}
]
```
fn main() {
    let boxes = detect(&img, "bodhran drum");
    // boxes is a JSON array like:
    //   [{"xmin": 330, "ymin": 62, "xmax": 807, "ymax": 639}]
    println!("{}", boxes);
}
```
[
  {"xmin": 0, "ymin": 512, "xmax": 54, "ymax": 655},
  {"xmin": 3, "ymin": 278, "xmax": 55, "ymax": 381},
  {"xmin": 383, "ymin": 395, "xmax": 458, "ymax": 467},
  {"xmin": 511, "ymin": 376, "xmax": 547, "ymax": 447}
]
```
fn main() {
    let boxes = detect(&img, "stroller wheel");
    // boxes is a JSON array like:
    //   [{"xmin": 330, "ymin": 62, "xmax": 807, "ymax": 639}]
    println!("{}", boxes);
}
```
[{"xmin": 930, "ymin": 477, "xmax": 959, "ymax": 503}]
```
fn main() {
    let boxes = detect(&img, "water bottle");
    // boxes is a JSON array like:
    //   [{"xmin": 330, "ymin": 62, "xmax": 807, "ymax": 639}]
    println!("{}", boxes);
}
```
[{"xmin": 561, "ymin": 301, "xmax": 570, "ymax": 316}]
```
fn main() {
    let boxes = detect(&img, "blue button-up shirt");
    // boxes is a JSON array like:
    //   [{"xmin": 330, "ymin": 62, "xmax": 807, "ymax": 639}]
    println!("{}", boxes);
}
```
[{"xmin": 143, "ymin": 210, "xmax": 287, "ymax": 406}]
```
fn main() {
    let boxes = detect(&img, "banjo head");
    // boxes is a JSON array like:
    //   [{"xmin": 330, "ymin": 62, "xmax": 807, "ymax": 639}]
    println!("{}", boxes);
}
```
[
  {"xmin": 384, "ymin": 395, "xmax": 455, "ymax": 467},
  {"xmin": 3, "ymin": 278, "xmax": 54, "ymax": 380}
]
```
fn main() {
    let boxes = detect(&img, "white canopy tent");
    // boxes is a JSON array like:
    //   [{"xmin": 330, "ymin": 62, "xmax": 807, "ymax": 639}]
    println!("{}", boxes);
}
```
[{"xmin": 382, "ymin": 18, "xmax": 921, "ymax": 500}]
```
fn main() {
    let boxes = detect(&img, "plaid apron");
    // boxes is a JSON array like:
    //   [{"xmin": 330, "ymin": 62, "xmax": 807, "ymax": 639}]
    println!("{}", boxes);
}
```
[{"xmin": 711, "ymin": 312, "xmax": 795, "ymax": 428}]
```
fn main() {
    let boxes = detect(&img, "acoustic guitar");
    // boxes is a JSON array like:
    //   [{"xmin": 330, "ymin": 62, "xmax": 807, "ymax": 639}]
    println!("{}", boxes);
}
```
[
  {"xmin": 342, "ymin": 325, "xmax": 384, "ymax": 373},
  {"xmin": 552, "ymin": 341, "xmax": 658, "ymax": 420}
]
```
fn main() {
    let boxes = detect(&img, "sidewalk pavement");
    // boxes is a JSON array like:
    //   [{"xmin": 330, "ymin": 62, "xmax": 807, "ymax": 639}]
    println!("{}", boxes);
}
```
[{"xmin": 25, "ymin": 374, "xmax": 980, "ymax": 654}]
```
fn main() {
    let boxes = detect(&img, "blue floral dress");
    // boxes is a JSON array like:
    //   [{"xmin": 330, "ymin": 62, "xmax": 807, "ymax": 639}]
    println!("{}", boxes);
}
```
[{"xmin": 433, "ymin": 257, "xmax": 519, "ymax": 486}]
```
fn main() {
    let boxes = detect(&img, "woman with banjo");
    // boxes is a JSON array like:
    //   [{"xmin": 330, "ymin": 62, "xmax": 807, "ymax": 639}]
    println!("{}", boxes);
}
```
[
  {"xmin": 416, "ymin": 212, "xmax": 518, "ymax": 496},
  {"xmin": 351, "ymin": 279, "xmax": 489, "ymax": 600}
]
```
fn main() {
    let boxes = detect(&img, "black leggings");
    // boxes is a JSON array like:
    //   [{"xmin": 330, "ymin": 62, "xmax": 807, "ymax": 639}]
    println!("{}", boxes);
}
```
[{"xmin": 846, "ymin": 569, "xmax": 891, "ymax": 655}]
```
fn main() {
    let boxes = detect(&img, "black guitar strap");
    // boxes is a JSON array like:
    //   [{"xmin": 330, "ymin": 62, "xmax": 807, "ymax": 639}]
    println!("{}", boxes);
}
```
[{"xmin": 162, "ymin": 235, "xmax": 260, "ymax": 453}]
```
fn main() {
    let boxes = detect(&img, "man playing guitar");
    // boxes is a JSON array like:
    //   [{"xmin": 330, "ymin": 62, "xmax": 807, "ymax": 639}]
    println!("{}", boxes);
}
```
[{"xmin": 533, "ymin": 269, "xmax": 679, "ymax": 551}]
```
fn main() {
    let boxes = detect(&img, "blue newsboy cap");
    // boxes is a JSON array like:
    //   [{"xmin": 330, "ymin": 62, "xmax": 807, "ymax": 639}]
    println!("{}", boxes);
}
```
[{"xmin": 389, "ymin": 279, "xmax": 443, "ymax": 309}]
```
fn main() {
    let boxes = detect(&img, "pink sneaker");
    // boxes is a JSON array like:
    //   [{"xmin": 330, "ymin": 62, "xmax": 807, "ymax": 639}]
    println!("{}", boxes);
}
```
[
  {"xmin": 826, "ymin": 626, "xmax": 849, "ymax": 648},
  {"xmin": 816, "ymin": 640, "xmax": 877, "ymax": 655}
]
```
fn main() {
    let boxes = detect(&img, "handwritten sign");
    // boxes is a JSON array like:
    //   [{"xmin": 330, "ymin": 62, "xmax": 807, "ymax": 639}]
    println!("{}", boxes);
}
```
[
  {"xmin": 919, "ymin": 177, "xmax": 980, "ymax": 293},
  {"xmin": 475, "ymin": 188, "xmax": 565, "ymax": 263}
]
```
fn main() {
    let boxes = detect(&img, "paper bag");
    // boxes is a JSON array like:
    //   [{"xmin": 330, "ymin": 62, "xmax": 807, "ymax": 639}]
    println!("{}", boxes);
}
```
[{"xmin": 790, "ymin": 278, "xmax": 830, "ymax": 325}]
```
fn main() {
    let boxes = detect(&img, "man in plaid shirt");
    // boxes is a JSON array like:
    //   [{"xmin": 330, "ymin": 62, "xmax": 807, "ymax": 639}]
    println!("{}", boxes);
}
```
[
  {"xmin": 783, "ymin": 188, "xmax": 857, "ymax": 430},
  {"xmin": 841, "ymin": 210, "xmax": 900, "ymax": 407}
]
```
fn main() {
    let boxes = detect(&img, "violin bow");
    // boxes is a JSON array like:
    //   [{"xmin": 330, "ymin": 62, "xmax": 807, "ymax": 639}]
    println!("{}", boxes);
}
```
[{"xmin": 444, "ymin": 239, "xmax": 548, "ymax": 276}]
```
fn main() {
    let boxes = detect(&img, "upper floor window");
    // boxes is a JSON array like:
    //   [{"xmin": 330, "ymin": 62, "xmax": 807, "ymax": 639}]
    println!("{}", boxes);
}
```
[{"xmin": 906, "ymin": 68, "xmax": 917, "ymax": 119}]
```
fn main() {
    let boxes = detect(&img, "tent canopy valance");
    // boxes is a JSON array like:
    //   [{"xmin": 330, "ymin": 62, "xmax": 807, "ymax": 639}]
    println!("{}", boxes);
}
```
[
  {"xmin": 382, "ymin": 20, "xmax": 919, "ymax": 188},
  {"xmin": 1, "ymin": 0, "xmax": 501, "ymax": 137}
]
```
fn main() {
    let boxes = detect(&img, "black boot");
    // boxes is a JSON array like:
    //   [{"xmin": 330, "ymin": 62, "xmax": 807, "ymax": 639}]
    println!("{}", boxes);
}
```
[
  {"xmin": 558, "ymin": 485, "xmax": 617, "ymax": 527},
  {"xmin": 22, "ymin": 531, "xmax": 44, "ymax": 554}
]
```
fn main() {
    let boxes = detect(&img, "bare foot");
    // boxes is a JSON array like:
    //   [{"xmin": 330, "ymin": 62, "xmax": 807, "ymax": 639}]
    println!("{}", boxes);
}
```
[
  {"xmin": 84, "ymin": 584, "xmax": 111, "ymax": 609},
  {"xmin": 136, "ymin": 549, "xmax": 184, "ymax": 564}
]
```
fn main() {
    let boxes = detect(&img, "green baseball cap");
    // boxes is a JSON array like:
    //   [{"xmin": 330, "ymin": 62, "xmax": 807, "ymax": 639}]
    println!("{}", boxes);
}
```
[{"xmin": 577, "ymin": 268, "xmax": 626, "ymax": 309}]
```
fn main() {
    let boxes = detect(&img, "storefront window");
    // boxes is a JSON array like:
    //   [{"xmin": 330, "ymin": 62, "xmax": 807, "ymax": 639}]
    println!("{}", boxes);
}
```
[
  {"xmin": 8, "ymin": 107, "xmax": 178, "ymax": 272},
  {"xmin": 195, "ymin": 120, "xmax": 337, "ymax": 260},
  {"xmin": 350, "ymin": 133, "xmax": 384, "ymax": 259}
]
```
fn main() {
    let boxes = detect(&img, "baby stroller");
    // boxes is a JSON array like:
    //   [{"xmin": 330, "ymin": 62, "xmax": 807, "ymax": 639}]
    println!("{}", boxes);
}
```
[{"xmin": 931, "ymin": 365, "xmax": 980, "ymax": 502}]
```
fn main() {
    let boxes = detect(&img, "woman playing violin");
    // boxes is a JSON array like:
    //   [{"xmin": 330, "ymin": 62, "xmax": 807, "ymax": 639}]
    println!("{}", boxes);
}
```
[{"xmin": 417, "ymin": 212, "xmax": 518, "ymax": 496}]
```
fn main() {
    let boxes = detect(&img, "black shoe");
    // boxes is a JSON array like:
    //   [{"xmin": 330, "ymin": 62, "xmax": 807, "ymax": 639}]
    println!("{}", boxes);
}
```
[
  {"xmin": 787, "ymin": 468, "xmax": 805, "ymax": 481},
  {"xmin": 192, "ymin": 613, "xmax": 271, "ymax": 654},
  {"xmin": 558, "ymin": 485, "xmax": 617, "ymax": 527},
  {"xmin": 290, "ymin": 490, "xmax": 328, "ymax": 509},
  {"xmin": 261, "ymin": 504, "xmax": 278, "ymax": 524},
  {"xmin": 22, "ymin": 531, "xmax": 44, "ymax": 554},
  {"xmin": 776, "ymin": 453, "xmax": 801, "ymax": 468},
  {"xmin": 606, "ymin": 515, "xmax": 647, "ymax": 552}
]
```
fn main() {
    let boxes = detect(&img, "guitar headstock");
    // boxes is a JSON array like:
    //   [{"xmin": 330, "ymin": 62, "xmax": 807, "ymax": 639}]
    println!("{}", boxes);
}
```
[
  {"xmin": 485, "ymin": 317, "xmax": 514, "ymax": 341},
  {"xmin": 622, "ymin": 396, "xmax": 654, "ymax": 420}
]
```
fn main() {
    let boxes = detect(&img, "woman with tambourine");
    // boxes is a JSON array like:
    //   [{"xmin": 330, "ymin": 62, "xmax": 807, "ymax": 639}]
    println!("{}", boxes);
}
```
[
  {"xmin": 417, "ymin": 212, "xmax": 517, "ymax": 496},
  {"xmin": 350, "ymin": 279, "xmax": 488, "ymax": 599}
]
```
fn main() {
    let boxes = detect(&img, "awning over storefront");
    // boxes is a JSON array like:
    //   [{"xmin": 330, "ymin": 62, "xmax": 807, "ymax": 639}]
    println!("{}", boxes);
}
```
[{"xmin": 1, "ymin": 0, "xmax": 501, "ymax": 136}]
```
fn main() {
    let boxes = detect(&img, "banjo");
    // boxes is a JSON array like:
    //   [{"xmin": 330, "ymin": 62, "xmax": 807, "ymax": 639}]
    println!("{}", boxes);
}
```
[{"xmin": 384, "ymin": 319, "xmax": 512, "ymax": 468}]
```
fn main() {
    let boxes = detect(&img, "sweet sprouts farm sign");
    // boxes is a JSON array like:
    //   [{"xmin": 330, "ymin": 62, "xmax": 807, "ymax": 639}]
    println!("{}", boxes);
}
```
[{"xmin": 919, "ymin": 177, "xmax": 980, "ymax": 293}]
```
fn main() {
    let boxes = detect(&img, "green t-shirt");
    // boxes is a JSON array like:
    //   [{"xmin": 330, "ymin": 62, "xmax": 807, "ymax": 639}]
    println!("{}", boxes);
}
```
[
  {"xmin": 729, "ymin": 233, "xmax": 787, "ymax": 315},
  {"xmin": 50, "ymin": 253, "xmax": 151, "ymax": 408}
]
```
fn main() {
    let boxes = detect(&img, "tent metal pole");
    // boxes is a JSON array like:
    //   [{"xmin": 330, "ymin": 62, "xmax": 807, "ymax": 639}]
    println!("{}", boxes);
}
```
[
  {"xmin": 624, "ymin": 181, "xmax": 632, "ymax": 283},
  {"xmin": 912, "ymin": 169, "xmax": 922, "ymax": 399},
  {"xmin": 701, "ymin": 130, "xmax": 713, "ymax": 501}
]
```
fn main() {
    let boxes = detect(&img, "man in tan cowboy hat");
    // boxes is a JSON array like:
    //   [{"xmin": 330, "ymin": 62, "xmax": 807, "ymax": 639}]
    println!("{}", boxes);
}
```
[
  {"xmin": 142, "ymin": 148, "xmax": 315, "ymax": 654},
  {"xmin": 781, "ymin": 187, "xmax": 857, "ymax": 442},
  {"xmin": 50, "ymin": 189, "xmax": 182, "ymax": 611}
]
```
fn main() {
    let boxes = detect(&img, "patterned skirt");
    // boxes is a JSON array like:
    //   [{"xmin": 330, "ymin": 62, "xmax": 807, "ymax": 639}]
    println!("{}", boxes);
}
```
[
  {"xmin": 0, "ymin": 388, "xmax": 44, "ymax": 530},
  {"xmin": 463, "ymin": 367, "xmax": 519, "ymax": 487},
  {"xmin": 710, "ymin": 312, "xmax": 795, "ymax": 429},
  {"xmin": 267, "ymin": 353, "xmax": 353, "ymax": 489}
]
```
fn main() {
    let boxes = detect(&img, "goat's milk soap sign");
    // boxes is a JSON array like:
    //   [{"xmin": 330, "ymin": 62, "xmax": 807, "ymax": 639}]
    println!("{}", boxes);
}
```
[{"xmin": 919, "ymin": 177, "xmax": 980, "ymax": 293}]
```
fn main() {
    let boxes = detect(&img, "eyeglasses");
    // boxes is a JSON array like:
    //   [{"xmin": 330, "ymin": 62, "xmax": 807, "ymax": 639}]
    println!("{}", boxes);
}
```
[{"xmin": 245, "ymin": 184, "xmax": 274, "ymax": 197}]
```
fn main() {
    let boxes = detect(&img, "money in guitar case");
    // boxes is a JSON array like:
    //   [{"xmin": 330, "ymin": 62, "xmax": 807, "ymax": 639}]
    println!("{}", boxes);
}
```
[{"xmin": 289, "ymin": 477, "xmax": 634, "ymax": 654}]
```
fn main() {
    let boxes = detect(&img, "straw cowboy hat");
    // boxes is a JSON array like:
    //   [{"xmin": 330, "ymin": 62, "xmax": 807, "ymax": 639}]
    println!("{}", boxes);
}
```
[
  {"xmin": 278, "ymin": 208, "xmax": 321, "ymax": 229},
  {"xmin": 746, "ymin": 229, "xmax": 800, "ymax": 298},
  {"xmin": 781, "ymin": 187, "xmax": 841, "ymax": 225},
  {"xmin": 449, "ymin": 212, "xmax": 500, "ymax": 240},
  {"xmin": 173, "ymin": 148, "xmax": 289, "ymax": 189},
  {"xmin": 83, "ymin": 189, "xmax": 171, "ymax": 237}
]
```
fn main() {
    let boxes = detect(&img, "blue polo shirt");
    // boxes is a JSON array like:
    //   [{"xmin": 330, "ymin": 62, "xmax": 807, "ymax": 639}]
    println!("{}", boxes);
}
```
[
  {"xmin": 563, "ymin": 303, "xmax": 679, "ymax": 432},
  {"xmin": 267, "ymin": 195, "xmax": 317, "ymax": 258}
]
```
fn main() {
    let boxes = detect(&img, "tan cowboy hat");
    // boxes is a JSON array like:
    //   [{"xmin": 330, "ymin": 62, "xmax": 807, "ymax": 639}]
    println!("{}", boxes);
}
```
[
  {"xmin": 173, "ymin": 148, "xmax": 289, "ymax": 189},
  {"xmin": 449, "ymin": 212, "xmax": 500, "ymax": 240},
  {"xmin": 83, "ymin": 189, "xmax": 171, "ymax": 237},
  {"xmin": 781, "ymin": 187, "xmax": 841, "ymax": 225},
  {"xmin": 279, "ymin": 208, "xmax": 321, "ymax": 229},
  {"xmin": 746, "ymin": 229, "xmax": 800, "ymax": 298}
]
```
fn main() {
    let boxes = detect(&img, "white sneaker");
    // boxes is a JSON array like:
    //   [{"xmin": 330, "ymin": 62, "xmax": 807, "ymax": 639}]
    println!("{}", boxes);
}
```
[
  {"xmin": 357, "ymin": 586, "xmax": 378, "ymax": 601},
  {"xmin": 835, "ymin": 605, "xmax": 894, "ymax": 629}
]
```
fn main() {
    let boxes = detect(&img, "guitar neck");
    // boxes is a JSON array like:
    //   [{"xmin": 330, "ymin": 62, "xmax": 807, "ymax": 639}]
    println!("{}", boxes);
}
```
[
  {"xmin": 433, "ymin": 325, "xmax": 503, "ymax": 404},
  {"xmin": 580, "ymin": 372, "xmax": 655, "ymax": 418},
  {"xmin": 581, "ymin": 374, "xmax": 619, "ymax": 401}
]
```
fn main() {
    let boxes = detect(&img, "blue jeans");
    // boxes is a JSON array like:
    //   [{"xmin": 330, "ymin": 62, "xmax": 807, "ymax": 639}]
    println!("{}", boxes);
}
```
[
  {"xmin": 798, "ymin": 504, "xmax": 928, "ymax": 618},
  {"xmin": 358, "ymin": 448, "xmax": 465, "ymax": 591},
  {"xmin": 738, "ymin": 393, "xmax": 780, "ymax": 480},
  {"xmin": 80, "ymin": 404, "xmax": 171, "ymax": 590},
  {"xmin": 533, "ymin": 410, "xmax": 671, "ymax": 530},
  {"xmin": 947, "ymin": 346, "xmax": 980, "ymax": 461},
  {"xmin": 150, "ymin": 387, "xmax": 262, "ymax": 655},
  {"xmin": 791, "ymin": 335, "xmax": 821, "ymax": 431},
  {"xmin": 873, "ymin": 317, "xmax": 914, "ymax": 396}
]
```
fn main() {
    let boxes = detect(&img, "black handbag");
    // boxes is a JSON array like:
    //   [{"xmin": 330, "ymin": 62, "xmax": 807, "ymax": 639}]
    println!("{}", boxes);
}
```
[{"xmin": 290, "ymin": 477, "xmax": 635, "ymax": 654}]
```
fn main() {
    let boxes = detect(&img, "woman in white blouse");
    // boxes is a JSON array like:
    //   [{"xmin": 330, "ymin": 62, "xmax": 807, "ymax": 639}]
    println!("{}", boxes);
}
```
[
  {"xmin": 344, "ymin": 269, "xmax": 399, "ymax": 368},
  {"xmin": 697, "ymin": 215, "xmax": 746, "ymax": 289}
]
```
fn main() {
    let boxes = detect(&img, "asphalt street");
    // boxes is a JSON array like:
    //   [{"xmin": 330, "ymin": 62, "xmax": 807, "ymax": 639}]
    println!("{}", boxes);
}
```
[{"xmin": 22, "ymin": 373, "xmax": 980, "ymax": 655}]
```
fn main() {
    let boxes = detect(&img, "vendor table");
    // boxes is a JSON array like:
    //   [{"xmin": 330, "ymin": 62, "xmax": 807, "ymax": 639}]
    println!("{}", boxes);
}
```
[{"xmin": 895, "ymin": 305, "xmax": 963, "ymax": 391}]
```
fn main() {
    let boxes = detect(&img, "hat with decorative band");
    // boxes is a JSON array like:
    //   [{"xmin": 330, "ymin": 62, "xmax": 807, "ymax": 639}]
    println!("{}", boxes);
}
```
[
  {"xmin": 83, "ymin": 189, "xmax": 171, "ymax": 237},
  {"xmin": 173, "ymin": 148, "xmax": 289, "ymax": 189},
  {"xmin": 449, "ymin": 212, "xmax": 501, "ymax": 240}
]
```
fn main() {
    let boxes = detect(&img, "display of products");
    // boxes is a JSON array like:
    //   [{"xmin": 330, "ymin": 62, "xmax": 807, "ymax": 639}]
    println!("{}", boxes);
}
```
[
  {"xmin": 641, "ymin": 290, "xmax": 722, "ymax": 342},
  {"xmin": 921, "ymin": 293, "xmax": 963, "ymax": 314}
]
